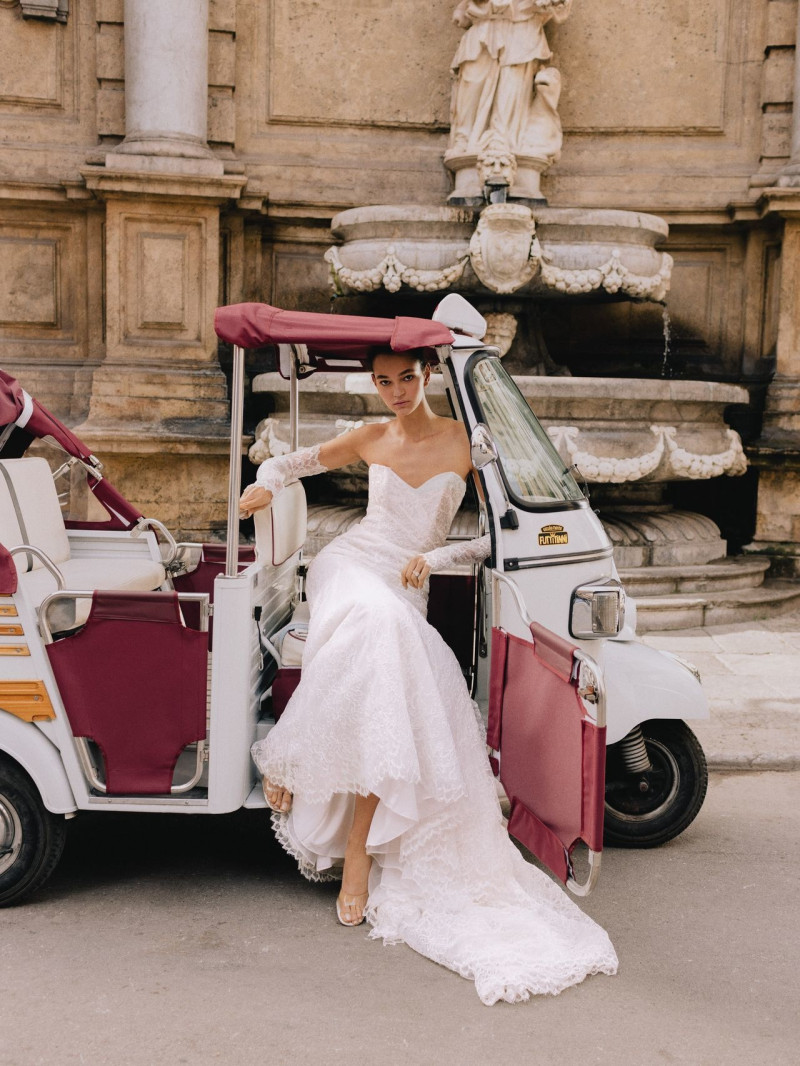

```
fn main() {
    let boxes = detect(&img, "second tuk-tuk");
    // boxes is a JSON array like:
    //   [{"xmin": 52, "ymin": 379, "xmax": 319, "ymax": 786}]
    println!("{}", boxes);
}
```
[{"xmin": 0, "ymin": 294, "xmax": 708, "ymax": 907}]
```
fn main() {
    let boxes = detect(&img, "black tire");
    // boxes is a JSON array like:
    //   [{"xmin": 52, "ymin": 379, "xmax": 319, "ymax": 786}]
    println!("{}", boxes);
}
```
[
  {"xmin": 603, "ymin": 719, "xmax": 708, "ymax": 848},
  {"xmin": 0, "ymin": 759, "xmax": 67, "ymax": 906}
]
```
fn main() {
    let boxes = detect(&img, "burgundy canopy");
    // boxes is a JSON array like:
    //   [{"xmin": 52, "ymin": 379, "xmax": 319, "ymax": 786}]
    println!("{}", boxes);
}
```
[
  {"xmin": 0, "ymin": 368, "xmax": 142, "ymax": 532},
  {"xmin": 214, "ymin": 302, "xmax": 454, "ymax": 365}
]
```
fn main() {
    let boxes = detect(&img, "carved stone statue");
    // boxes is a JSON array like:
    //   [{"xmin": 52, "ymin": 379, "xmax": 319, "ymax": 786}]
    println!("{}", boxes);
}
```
[{"xmin": 445, "ymin": 0, "xmax": 573, "ymax": 203}]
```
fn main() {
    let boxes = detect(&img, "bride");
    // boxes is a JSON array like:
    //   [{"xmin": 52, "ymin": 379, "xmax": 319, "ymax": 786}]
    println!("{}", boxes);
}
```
[{"xmin": 239, "ymin": 348, "xmax": 618, "ymax": 1005}]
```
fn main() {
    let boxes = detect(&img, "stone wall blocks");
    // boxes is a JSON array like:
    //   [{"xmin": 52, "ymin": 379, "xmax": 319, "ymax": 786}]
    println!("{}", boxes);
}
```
[
  {"xmin": 95, "ymin": 0, "xmax": 123, "ymax": 24},
  {"xmin": 97, "ymin": 85, "xmax": 125, "ymax": 138},
  {"xmin": 95, "ymin": 22, "xmax": 123, "ymax": 80},
  {"xmin": 209, "ymin": 0, "xmax": 236, "ymax": 34},
  {"xmin": 762, "ymin": 109, "xmax": 793, "ymax": 158},
  {"xmin": 762, "ymin": 46, "xmax": 795, "ymax": 105},
  {"xmin": 208, "ymin": 89, "xmax": 235, "ymax": 146},
  {"xmin": 766, "ymin": 0, "xmax": 797, "ymax": 47},
  {"xmin": 208, "ymin": 31, "xmax": 235, "ymax": 88}
]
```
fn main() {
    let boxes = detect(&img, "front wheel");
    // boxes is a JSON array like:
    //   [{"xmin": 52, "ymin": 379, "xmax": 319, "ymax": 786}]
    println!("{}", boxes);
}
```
[
  {"xmin": 604, "ymin": 720, "xmax": 708, "ymax": 848},
  {"xmin": 0, "ymin": 759, "xmax": 67, "ymax": 906}
]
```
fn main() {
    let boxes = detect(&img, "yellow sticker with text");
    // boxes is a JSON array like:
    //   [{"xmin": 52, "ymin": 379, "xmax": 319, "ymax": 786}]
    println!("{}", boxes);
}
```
[{"xmin": 538, "ymin": 523, "xmax": 568, "ymax": 546}]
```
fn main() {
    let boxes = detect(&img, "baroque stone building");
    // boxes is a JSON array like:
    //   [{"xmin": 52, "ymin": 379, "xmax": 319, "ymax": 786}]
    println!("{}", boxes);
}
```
[{"xmin": 1, "ymin": 0, "xmax": 799, "ymax": 577}]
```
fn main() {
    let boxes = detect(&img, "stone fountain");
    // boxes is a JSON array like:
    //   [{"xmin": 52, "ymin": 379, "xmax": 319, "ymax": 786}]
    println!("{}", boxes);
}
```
[{"xmin": 252, "ymin": 1, "xmax": 798, "ymax": 630}]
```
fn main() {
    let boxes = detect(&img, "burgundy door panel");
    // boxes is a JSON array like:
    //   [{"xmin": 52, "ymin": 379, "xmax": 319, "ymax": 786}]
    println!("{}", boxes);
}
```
[{"xmin": 488, "ymin": 624, "xmax": 606, "ymax": 888}]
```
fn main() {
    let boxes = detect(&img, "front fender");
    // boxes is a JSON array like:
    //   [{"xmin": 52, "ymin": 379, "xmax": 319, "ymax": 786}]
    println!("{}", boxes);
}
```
[
  {"xmin": 0, "ymin": 711, "xmax": 76, "ymax": 813},
  {"xmin": 603, "ymin": 639, "xmax": 709, "ymax": 745}
]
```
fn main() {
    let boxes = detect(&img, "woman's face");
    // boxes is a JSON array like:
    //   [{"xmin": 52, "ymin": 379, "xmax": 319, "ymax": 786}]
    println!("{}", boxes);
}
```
[{"xmin": 371, "ymin": 353, "xmax": 430, "ymax": 417}]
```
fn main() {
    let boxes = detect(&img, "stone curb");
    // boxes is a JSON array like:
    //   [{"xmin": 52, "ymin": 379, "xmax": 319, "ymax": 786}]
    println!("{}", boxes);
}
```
[{"xmin": 707, "ymin": 754, "xmax": 800, "ymax": 771}]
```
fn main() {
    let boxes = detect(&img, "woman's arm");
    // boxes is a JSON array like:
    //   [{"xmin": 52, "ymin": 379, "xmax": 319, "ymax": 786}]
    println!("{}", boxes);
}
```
[
  {"xmin": 239, "ymin": 425, "xmax": 378, "ymax": 517},
  {"xmin": 401, "ymin": 534, "xmax": 492, "ymax": 590}
]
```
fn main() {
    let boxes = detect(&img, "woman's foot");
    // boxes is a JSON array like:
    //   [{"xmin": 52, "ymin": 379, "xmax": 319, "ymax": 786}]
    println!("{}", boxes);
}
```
[
  {"xmin": 262, "ymin": 776, "xmax": 292, "ymax": 813},
  {"xmin": 336, "ymin": 844, "xmax": 373, "ymax": 927}
]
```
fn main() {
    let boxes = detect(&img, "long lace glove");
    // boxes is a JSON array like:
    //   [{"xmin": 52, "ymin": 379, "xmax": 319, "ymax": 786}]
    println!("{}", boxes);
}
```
[
  {"xmin": 255, "ymin": 443, "xmax": 328, "ymax": 496},
  {"xmin": 423, "ymin": 533, "xmax": 492, "ymax": 572}
]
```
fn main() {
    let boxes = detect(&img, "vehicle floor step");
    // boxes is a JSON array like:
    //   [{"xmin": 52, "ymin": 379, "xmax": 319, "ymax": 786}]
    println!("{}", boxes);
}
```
[
  {"xmin": 634, "ymin": 580, "xmax": 800, "ymax": 632},
  {"xmin": 620, "ymin": 556, "xmax": 771, "ymax": 597}
]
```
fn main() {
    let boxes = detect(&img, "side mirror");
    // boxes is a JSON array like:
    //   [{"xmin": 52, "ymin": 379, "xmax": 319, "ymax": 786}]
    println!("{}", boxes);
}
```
[
  {"xmin": 432, "ymin": 294, "xmax": 487, "ymax": 340},
  {"xmin": 471, "ymin": 423, "xmax": 500, "ymax": 470},
  {"xmin": 470, "ymin": 424, "xmax": 519, "ymax": 530}
]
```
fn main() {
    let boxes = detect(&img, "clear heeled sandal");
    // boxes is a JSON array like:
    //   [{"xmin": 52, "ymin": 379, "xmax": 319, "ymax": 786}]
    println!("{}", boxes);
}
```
[{"xmin": 336, "ymin": 892, "xmax": 369, "ymax": 927}]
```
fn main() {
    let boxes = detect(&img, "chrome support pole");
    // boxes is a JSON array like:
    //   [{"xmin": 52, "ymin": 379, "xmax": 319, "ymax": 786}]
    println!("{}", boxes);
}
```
[
  {"xmin": 225, "ymin": 344, "xmax": 246, "ymax": 578},
  {"xmin": 289, "ymin": 350, "xmax": 299, "ymax": 451}
]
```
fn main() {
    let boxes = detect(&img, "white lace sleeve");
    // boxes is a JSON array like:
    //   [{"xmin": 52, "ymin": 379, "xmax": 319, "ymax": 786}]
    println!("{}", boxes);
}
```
[
  {"xmin": 423, "ymin": 533, "xmax": 492, "ymax": 572},
  {"xmin": 255, "ymin": 443, "xmax": 328, "ymax": 496}
]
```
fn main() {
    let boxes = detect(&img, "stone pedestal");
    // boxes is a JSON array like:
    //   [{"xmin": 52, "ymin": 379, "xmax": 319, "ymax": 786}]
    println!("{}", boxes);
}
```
[
  {"xmin": 76, "ymin": 167, "xmax": 244, "ymax": 537},
  {"xmin": 746, "ymin": 205, "xmax": 800, "ymax": 576}
]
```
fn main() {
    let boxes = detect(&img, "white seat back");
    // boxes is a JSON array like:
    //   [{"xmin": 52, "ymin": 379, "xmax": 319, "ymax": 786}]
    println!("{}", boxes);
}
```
[
  {"xmin": 252, "ymin": 480, "xmax": 307, "ymax": 566},
  {"xmin": 0, "ymin": 457, "xmax": 70, "ymax": 576}
]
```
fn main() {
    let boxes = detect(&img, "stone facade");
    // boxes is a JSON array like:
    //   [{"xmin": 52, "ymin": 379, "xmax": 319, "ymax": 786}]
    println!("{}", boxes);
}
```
[{"xmin": 0, "ymin": 0, "xmax": 799, "ymax": 558}]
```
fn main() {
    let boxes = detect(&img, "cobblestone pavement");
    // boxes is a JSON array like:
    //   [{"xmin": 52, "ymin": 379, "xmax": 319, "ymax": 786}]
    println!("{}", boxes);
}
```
[{"xmin": 641, "ymin": 608, "xmax": 800, "ymax": 769}]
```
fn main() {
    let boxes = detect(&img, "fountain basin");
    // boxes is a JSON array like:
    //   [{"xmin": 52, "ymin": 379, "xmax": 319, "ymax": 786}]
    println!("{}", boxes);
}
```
[
  {"xmin": 251, "ymin": 372, "xmax": 748, "ymax": 485},
  {"xmin": 325, "ymin": 205, "xmax": 672, "ymax": 300}
]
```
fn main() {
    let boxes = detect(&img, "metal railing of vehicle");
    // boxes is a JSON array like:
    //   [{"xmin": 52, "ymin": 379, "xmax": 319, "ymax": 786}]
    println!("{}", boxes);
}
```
[
  {"xmin": 6, "ymin": 544, "xmax": 65, "ymax": 589},
  {"xmin": 491, "ymin": 569, "xmax": 605, "ymax": 896},
  {"xmin": 37, "ymin": 590, "xmax": 211, "ymax": 797}
]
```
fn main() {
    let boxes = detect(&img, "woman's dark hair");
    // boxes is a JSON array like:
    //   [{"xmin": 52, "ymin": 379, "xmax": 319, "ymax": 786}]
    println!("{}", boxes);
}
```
[{"xmin": 366, "ymin": 348, "xmax": 427, "ymax": 373}]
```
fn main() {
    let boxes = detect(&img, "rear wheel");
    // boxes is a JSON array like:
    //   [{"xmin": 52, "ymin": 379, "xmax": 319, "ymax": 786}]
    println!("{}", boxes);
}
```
[
  {"xmin": 604, "ymin": 720, "xmax": 708, "ymax": 848},
  {"xmin": 0, "ymin": 760, "xmax": 67, "ymax": 906}
]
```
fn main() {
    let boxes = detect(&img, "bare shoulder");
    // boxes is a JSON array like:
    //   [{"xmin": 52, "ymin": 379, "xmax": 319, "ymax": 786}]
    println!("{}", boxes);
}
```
[
  {"xmin": 348, "ymin": 421, "xmax": 390, "ymax": 453},
  {"xmin": 318, "ymin": 421, "xmax": 387, "ymax": 470}
]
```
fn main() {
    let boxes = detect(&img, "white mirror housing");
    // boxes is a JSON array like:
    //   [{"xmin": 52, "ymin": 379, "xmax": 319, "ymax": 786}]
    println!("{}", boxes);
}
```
[{"xmin": 432, "ymin": 294, "xmax": 487, "ymax": 340}]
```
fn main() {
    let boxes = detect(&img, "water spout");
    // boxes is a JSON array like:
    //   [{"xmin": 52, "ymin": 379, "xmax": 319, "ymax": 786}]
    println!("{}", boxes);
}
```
[{"xmin": 660, "ymin": 303, "xmax": 672, "ymax": 378}]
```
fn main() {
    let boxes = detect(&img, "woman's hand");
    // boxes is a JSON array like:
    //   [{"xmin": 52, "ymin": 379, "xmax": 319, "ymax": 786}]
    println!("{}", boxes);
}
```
[
  {"xmin": 401, "ymin": 555, "xmax": 431, "ymax": 590},
  {"xmin": 239, "ymin": 484, "xmax": 273, "ymax": 519}
]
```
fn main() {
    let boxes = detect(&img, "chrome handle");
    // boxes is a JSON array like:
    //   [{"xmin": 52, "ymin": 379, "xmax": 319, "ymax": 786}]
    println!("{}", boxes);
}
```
[{"xmin": 7, "ymin": 544, "xmax": 65, "ymax": 589}]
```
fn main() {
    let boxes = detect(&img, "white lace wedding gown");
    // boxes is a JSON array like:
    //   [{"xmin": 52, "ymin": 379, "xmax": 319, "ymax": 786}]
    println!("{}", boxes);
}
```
[{"xmin": 251, "ymin": 450, "xmax": 618, "ymax": 1005}]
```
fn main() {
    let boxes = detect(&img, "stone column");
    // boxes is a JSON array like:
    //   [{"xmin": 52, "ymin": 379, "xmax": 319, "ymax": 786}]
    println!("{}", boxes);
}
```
[
  {"xmin": 777, "ymin": 2, "xmax": 800, "ymax": 187},
  {"xmin": 110, "ymin": 0, "xmax": 220, "ymax": 172},
  {"xmin": 747, "ymin": 203, "xmax": 800, "ymax": 575},
  {"xmin": 744, "ymin": 8, "xmax": 800, "ymax": 574}
]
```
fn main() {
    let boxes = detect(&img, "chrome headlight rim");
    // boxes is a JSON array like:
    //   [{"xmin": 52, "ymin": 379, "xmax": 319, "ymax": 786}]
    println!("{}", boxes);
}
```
[{"xmin": 569, "ymin": 578, "xmax": 626, "ymax": 639}]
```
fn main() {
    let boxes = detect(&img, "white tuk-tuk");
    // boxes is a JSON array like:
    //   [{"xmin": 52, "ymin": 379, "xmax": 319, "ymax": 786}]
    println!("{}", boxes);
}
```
[{"xmin": 0, "ymin": 295, "xmax": 708, "ymax": 906}]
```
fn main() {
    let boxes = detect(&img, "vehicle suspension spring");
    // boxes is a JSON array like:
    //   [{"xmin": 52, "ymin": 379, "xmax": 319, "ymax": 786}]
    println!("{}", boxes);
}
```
[{"xmin": 619, "ymin": 724, "xmax": 652, "ymax": 774}]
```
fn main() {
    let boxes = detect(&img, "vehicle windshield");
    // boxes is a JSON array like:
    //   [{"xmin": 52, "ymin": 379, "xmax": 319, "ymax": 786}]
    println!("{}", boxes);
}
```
[{"xmin": 469, "ymin": 355, "xmax": 586, "ymax": 507}]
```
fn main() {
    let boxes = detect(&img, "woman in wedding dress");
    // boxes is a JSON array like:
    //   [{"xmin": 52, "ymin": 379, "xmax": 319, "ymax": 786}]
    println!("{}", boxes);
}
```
[{"xmin": 240, "ymin": 349, "xmax": 617, "ymax": 1005}]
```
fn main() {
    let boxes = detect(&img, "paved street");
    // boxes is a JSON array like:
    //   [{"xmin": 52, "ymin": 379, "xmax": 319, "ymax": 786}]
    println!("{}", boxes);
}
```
[
  {"xmin": 642, "ymin": 609, "xmax": 800, "ymax": 769},
  {"xmin": 2, "ymin": 770, "xmax": 799, "ymax": 1066}
]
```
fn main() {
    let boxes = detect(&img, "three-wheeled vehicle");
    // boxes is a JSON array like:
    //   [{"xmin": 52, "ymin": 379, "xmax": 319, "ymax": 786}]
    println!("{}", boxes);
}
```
[{"xmin": 0, "ymin": 295, "xmax": 708, "ymax": 907}]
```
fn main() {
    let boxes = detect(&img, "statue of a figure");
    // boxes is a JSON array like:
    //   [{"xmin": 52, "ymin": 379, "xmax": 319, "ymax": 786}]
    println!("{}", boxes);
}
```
[{"xmin": 445, "ymin": 0, "xmax": 573, "ymax": 203}]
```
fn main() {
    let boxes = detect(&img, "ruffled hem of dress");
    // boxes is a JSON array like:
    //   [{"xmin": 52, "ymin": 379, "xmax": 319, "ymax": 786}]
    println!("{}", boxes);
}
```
[
  {"xmin": 270, "ymin": 809, "xmax": 340, "ymax": 884},
  {"xmin": 251, "ymin": 743, "xmax": 466, "ymax": 811},
  {"xmin": 367, "ymin": 914, "xmax": 618, "ymax": 1006}
]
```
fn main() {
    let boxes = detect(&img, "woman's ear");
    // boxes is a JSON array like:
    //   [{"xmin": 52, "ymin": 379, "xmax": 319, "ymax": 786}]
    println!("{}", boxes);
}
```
[{"xmin": 423, "ymin": 364, "xmax": 431, "ymax": 386}]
